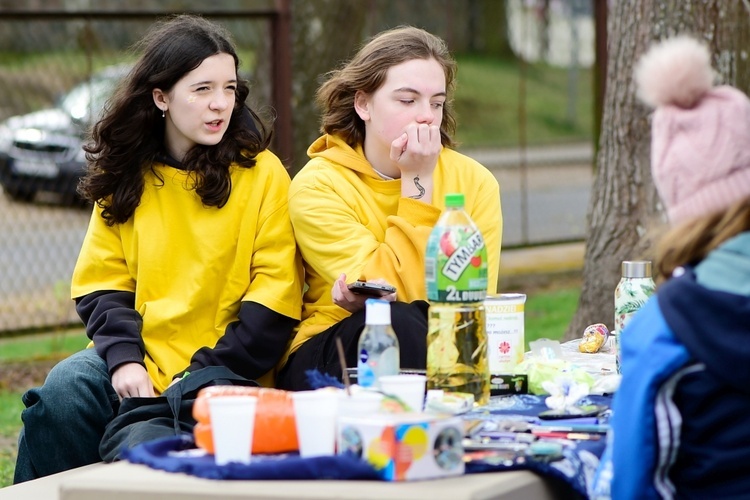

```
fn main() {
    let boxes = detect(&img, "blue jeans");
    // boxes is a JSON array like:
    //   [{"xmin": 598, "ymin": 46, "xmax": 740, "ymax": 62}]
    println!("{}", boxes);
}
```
[{"xmin": 13, "ymin": 348, "xmax": 120, "ymax": 483}]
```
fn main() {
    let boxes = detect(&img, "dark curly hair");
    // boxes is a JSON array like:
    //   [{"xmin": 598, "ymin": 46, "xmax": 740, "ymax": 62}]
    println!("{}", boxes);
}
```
[{"xmin": 79, "ymin": 14, "xmax": 272, "ymax": 225}]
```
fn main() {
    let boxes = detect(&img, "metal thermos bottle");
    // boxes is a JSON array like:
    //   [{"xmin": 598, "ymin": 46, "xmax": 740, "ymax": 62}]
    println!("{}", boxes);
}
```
[{"xmin": 613, "ymin": 261, "xmax": 655, "ymax": 374}]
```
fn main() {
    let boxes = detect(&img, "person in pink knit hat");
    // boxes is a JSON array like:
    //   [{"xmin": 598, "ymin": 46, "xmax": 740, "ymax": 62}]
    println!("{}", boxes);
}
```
[{"xmin": 592, "ymin": 36, "xmax": 750, "ymax": 499}]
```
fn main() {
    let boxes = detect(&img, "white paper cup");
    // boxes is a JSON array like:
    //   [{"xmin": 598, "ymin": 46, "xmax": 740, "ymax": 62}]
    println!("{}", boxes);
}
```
[
  {"xmin": 292, "ymin": 390, "xmax": 340, "ymax": 457},
  {"xmin": 337, "ymin": 390, "xmax": 384, "ymax": 417},
  {"xmin": 208, "ymin": 395, "xmax": 258, "ymax": 465},
  {"xmin": 378, "ymin": 374, "xmax": 427, "ymax": 412}
]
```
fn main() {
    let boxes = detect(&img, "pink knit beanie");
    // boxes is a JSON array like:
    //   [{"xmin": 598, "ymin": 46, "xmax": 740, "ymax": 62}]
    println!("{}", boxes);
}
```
[{"xmin": 634, "ymin": 35, "xmax": 750, "ymax": 224}]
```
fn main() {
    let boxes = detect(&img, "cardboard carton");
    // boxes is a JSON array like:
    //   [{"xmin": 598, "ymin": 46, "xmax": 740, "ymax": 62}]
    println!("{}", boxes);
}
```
[{"xmin": 337, "ymin": 413, "xmax": 464, "ymax": 481}]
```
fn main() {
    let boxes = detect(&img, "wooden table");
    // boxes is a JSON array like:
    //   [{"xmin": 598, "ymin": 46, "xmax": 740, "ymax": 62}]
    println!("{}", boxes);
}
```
[{"xmin": 2, "ymin": 461, "xmax": 569, "ymax": 500}]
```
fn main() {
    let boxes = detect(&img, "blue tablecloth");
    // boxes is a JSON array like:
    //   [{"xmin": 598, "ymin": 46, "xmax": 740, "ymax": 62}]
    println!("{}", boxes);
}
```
[
  {"xmin": 123, "ymin": 394, "xmax": 610, "ymax": 498},
  {"xmin": 463, "ymin": 394, "xmax": 611, "ymax": 498},
  {"xmin": 122, "ymin": 435, "xmax": 381, "ymax": 481}
]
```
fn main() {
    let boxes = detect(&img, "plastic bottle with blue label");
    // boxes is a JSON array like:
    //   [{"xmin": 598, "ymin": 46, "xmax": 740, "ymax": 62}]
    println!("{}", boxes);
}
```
[{"xmin": 357, "ymin": 298, "xmax": 400, "ymax": 388}]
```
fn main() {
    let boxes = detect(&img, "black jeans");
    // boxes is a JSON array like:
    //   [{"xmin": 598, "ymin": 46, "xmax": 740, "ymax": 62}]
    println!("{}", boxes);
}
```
[{"xmin": 276, "ymin": 300, "xmax": 429, "ymax": 391}]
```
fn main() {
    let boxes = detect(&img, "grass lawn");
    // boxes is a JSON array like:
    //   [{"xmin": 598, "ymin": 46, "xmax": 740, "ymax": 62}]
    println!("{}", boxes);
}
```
[
  {"xmin": 0, "ymin": 329, "xmax": 85, "ymax": 488},
  {"xmin": 0, "ymin": 392, "xmax": 23, "ymax": 487},
  {"xmin": 453, "ymin": 53, "xmax": 593, "ymax": 149},
  {"xmin": 0, "ymin": 330, "xmax": 88, "ymax": 363},
  {"xmin": 525, "ymin": 286, "xmax": 580, "ymax": 350}
]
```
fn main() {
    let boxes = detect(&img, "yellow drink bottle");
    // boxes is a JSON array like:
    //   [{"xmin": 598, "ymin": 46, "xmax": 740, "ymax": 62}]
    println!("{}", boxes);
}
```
[{"xmin": 425, "ymin": 193, "xmax": 489, "ymax": 406}]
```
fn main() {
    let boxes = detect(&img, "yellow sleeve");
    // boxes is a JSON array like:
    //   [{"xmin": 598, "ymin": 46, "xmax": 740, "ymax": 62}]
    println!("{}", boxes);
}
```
[
  {"xmin": 362, "ymin": 197, "xmax": 441, "ymax": 299},
  {"xmin": 71, "ymin": 205, "xmax": 135, "ymax": 299},
  {"xmin": 289, "ymin": 172, "xmax": 439, "ymax": 303},
  {"xmin": 242, "ymin": 156, "xmax": 303, "ymax": 320}
]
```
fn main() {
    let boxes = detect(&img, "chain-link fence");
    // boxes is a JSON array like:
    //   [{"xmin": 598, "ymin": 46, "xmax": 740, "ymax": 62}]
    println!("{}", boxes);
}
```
[
  {"xmin": 0, "ymin": 11, "xmax": 275, "ymax": 333},
  {"xmin": 0, "ymin": 2, "xmax": 596, "ymax": 335}
]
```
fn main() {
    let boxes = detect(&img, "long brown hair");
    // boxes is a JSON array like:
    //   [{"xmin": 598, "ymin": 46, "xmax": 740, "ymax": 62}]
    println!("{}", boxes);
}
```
[
  {"xmin": 79, "ymin": 14, "xmax": 271, "ymax": 225},
  {"xmin": 316, "ymin": 25, "xmax": 457, "ymax": 149},
  {"xmin": 655, "ymin": 197, "xmax": 750, "ymax": 282}
]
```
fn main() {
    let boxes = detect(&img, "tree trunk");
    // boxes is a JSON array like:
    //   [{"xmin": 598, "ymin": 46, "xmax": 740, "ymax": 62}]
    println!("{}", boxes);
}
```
[
  {"xmin": 478, "ymin": 0, "xmax": 513, "ymax": 58},
  {"xmin": 565, "ymin": 0, "xmax": 750, "ymax": 341},
  {"xmin": 288, "ymin": 0, "xmax": 368, "ymax": 176}
]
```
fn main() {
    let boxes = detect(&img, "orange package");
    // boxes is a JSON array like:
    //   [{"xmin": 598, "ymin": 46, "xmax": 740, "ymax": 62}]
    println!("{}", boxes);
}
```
[{"xmin": 193, "ymin": 385, "xmax": 298, "ymax": 454}]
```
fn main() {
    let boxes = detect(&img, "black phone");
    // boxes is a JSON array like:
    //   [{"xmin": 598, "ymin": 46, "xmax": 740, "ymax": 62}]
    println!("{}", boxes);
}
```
[{"xmin": 347, "ymin": 281, "xmax": 396, "ymax": 297}]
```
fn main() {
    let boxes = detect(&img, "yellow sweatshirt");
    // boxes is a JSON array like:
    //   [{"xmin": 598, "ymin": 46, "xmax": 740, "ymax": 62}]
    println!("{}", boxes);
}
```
[
  {"xmin": 284, "ymin": 134, "xmax": 502, "ymax": 362},
  {"xmin": 72, "ymin": 151, "xmax": 302, "ymax": 392}
]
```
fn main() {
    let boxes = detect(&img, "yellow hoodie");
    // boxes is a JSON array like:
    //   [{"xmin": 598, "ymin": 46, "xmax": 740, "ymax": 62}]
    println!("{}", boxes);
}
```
[{"xmin": 284, "ymin": 134, "xmax": 502, "ymax": 361}]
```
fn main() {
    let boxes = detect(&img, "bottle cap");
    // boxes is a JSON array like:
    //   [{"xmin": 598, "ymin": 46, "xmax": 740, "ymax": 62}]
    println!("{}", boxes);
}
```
[
  {"xmin": 621, "ymin": 261, "xmax": 652, "ymax": 278},
  {"xmin": 365, "ymin": 298, "xmax": 391, "ymax": 325},
  {"xmin": 445, "ymin": 193, "xmax": 464, "ymax": 208}
]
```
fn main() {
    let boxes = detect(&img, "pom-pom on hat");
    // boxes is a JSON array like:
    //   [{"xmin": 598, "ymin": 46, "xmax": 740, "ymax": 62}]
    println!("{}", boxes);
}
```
[{"xmin": 634, "ymin": 35, "xmax": 750, "ymax": 224}]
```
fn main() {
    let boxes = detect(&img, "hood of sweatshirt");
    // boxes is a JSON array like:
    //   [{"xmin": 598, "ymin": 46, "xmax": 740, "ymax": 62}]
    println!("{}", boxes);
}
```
[
  {"xmin": 307, "ymin": 134, "xmax": 389, "ymax": 179},
  {"xmin": 658, "ymin": 232, "xmax": 750, "ymax": 394}
]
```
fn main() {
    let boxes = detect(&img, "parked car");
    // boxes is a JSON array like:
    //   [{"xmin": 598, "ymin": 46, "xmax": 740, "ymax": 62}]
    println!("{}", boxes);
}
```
[{"xmin": 0, "ymin": 64, "xmax": 129, "ymax": 204}]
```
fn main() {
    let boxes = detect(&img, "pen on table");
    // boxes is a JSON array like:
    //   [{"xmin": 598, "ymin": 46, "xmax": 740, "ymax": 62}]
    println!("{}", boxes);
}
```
[
  {"xmin": 537, "ymin": 417, "xmax": 600, "ymax": 426},
  {"xmin": 475, "ymin": 431, "xmax": 537, "ymax": 443},
  {"xmin": 531, "ymin": 430, "xmax": 601, "ymax": 440},
  {"xmin": 533, "ymin": 424, "xmax": 610, "ymax": 433},
  {"xmin": 462, "ymin": 438, "xmax": 531, "ymax": 451}
]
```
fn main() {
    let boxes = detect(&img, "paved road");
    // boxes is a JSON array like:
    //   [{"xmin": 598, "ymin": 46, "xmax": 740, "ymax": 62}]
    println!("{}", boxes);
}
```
[
  {"xmin": 462, "ymin": 143, "xmax": 593, "ymax": 247},
  {"xmin": 0, "ymin": 143, "xmax": 594, "ymax": 331}
]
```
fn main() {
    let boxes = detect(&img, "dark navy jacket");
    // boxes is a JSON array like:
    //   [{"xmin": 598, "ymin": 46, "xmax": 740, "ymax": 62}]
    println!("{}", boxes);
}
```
[{"xmin": 595, "ymin": 232, "xmax": 750, "ymax": 499}]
